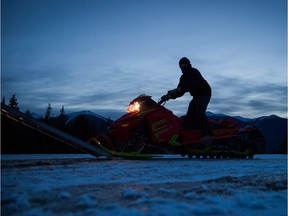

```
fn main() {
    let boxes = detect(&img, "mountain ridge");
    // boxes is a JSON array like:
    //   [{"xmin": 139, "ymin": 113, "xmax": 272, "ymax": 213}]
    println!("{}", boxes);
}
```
[
  {"xmin": 58, "ymin": 110, "xmax": 287, "ymax": 154},
  {"xmin": 4, "ymin": 108, "xmax": 287, "ymax": 154}
]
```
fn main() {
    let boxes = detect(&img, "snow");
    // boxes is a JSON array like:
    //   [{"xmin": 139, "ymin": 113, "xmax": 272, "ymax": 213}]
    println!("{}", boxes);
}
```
[{"xmin": 1, "ymin": 154, "xmax": 287, "ymax": 216}]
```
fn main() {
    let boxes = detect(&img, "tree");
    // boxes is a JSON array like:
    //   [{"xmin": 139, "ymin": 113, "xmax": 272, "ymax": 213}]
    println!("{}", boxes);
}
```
[
  {"xmin": 57, "ymin": 105, "xmax": 67, "ymax": 130},
  {"xmin": 59, "ymin": 106, "xmax": 66, "ymax": 119},
  {"xmin": 9, "ymin": 93, "xmax": 19, "ymax": 110},
  {"xmin": 44, "ymin": 103, "xmax": 53, "ymax": 121},
  {"xmin": 2, "ymin": 97, "xmax": 6, "ymax": 105},
  {"xmin": 25, "ymin": 109, "xmax": 32, "ymax": 117}
]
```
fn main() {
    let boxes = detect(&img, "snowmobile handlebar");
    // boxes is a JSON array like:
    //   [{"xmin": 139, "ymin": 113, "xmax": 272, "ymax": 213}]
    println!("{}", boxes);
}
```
[
  {"xmin": 158, "ymin": 94, "xmax": 170, "ymax": 105},
  {"xmin": 158, "ymin": 88, "xmax": 180, "ymax": 105}
]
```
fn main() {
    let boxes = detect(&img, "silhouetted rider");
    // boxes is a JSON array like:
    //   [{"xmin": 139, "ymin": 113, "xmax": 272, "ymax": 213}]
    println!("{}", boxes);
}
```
[{"xmin": 162, "ymin": 57, "xmax": 214, "ymax": 138}]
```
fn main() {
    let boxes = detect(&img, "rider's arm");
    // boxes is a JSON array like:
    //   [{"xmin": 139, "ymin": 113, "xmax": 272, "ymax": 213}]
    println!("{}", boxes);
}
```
[{"xmin": 168, "ymin": 87, "xmax": 185, "ymax": 99}]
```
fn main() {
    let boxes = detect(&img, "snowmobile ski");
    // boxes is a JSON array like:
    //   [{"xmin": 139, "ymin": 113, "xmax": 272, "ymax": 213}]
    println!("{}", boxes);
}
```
[{"xmin": 87, "ymin": 138, "xmax": 161, "ymax": 159}]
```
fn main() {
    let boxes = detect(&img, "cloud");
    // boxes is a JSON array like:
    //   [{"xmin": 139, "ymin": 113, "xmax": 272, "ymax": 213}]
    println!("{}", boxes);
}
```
[
  {"xmin": 208, "ymin": 75, "xmax": 287, "ymax": 117},
  {"xmin": 2, "ymin": 59, "xmax": 286, "ymax": 120},
  {"xmin": 2, "ymin": 0, "xmax": 286, "ymax": 120}
]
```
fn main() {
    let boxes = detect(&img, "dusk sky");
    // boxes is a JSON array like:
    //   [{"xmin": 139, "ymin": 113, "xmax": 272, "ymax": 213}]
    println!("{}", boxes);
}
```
[{"xmin": 2, "ymin": 0, "xmax": 287, "ymax": 120}]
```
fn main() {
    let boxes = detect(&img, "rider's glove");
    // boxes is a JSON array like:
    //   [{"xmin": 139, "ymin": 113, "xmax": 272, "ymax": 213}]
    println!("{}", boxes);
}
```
[{"xmin": 161, "ymin": 94, "xmax": 170, "ymax": 102}]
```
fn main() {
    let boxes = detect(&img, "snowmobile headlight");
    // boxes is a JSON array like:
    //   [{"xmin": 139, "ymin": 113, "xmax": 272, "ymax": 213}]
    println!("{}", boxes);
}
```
[{"xmin": 126, "ymin": 101, "xmax": 140, "ymax": 113}]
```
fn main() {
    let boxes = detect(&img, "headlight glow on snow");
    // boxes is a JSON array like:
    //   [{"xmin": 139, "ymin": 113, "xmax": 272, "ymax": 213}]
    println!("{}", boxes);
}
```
[{"xmin": 126, "ymin": 101, "xmax": 140, "ymax": 113}]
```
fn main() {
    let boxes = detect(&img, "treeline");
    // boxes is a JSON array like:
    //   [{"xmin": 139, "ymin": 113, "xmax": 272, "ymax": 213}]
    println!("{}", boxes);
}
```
[
  {"xmin": 2, "ymin": 93, "xmax": 68, "ymax": 123},
  {"xmin": 1, "ymin": 93, "xmax": 112, "ymax": 154}
]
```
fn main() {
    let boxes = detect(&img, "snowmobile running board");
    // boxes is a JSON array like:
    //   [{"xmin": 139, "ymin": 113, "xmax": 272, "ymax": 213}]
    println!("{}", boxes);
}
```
[
  {"xmin": 1, "ymin": 104, "xmax": 114, "ymax": 159},
  {"xmin": 87, "ymin": 138, "xmax": 162, "ymax": 159}
]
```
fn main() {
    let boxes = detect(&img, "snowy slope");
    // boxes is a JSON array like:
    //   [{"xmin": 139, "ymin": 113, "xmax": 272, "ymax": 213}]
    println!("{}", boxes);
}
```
[{"xmin": 1, "ymin": 154, "xmax": 287, "ymax": 216}]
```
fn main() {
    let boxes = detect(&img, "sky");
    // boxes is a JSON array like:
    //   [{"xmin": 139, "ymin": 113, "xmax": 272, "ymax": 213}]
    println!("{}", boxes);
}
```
[{"xmin": 2, "ymin": 0, "xmax": 287, "ymax": 120}]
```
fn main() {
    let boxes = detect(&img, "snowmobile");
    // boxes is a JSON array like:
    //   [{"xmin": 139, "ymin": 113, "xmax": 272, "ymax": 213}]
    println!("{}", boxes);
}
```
[{"xmin": 88, "ymin": 94, "xmax": 264, "ymax": 159}]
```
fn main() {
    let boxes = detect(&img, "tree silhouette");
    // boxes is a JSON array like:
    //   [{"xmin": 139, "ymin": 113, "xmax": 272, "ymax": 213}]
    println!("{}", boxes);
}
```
[
  {"xmin": 2, "ymin": 97, "xmax": 6, "ymax": 105},
  {"xmin": 25, "ymin": 109, "xmax": 32, "ymax": 117},
  {"xmin": 9, "ymin": 93, "xmax": 19, "ymax": 110},
  {"xmin": 59, "ymin": 106, "xmax": 66, "ymax": 119},
  {"xmin": 58, "ymin": 105, "xmax": 67, "ymax": 130},
  {"xmin": 44, "ymin": 103, "xmax": 53, "ymax": 122}
]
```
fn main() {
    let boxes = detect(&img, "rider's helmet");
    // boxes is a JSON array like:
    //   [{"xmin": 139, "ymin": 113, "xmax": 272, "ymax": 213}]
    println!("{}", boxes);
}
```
[{"xmin": 179, "ymin": 57, "xmax": 191, "ymax": 65}]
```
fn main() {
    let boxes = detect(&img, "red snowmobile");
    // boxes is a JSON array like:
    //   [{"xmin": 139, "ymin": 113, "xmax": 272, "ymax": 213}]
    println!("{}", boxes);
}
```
[{"xmin": 88, "ymin": 94, "xmax": 264, "ymax": 159}]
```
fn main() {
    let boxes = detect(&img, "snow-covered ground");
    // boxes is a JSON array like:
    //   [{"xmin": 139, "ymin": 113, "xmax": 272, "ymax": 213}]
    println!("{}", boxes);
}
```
[{"xmin": 1, "ymin": 154, "xmax": 287, "ymax": 216}]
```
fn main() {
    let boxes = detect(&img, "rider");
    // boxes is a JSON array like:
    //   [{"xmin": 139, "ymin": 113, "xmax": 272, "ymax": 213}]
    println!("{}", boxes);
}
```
[{"xmin": 162, "ymin": 57, "xmax": 214, "ymax": 138}]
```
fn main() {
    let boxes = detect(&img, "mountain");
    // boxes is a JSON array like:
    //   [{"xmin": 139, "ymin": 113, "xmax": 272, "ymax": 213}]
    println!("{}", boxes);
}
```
[
  {"xmin": 207, "ymin": 112, "xmax": 287, "ymax": 154},
  {"xmin": 65, "ymin": 110, "xmax": 112, "ymax": 132},
  {"xmin": 31, "ymin": 112, "xmax": 42, "ymax": 119},
  {"xmin": 63, "ymin": 110, "xmax": 286, "ymax": 154},
  {"xmin": 60, "ymin": 110, "xmax": 113, "ymax": 141},
  {"xmin": 5, "ymin": 107, "xmax": 286, "ymax": 154},
  {"xmin": 207, "ymin": 112, "xmax": 248, "ymax": 128},
  {"xmin": 251, "ymin": 115, "xmax": 287, "ymax": 154}
]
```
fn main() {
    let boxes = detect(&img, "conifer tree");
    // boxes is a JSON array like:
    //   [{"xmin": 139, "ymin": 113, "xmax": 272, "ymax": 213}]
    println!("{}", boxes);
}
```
[
  {"xmin": 9, "ymin": 93, "xmax": 20, "ymax": 110},
  {"xmin": 44, "ymin": 103, "xmax": 53, "ymax": 121},
  {"xmin": 2, "ymin": 97, "xmax": 6, "ymax": 105},
  {"xmin": 59, "ymin": 106, "xmax": 66, "ymax": 119},
  {"xmin": 25, "ymin": 109, "xmax": 32, "ymax": 117},
  {"xmin": 58, "ymin": 105, "xmax": 67, "ymax": 130}
]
